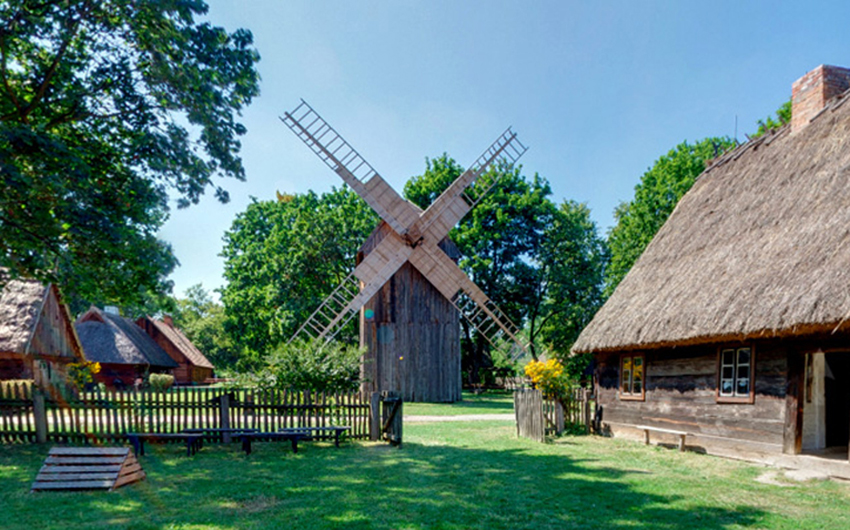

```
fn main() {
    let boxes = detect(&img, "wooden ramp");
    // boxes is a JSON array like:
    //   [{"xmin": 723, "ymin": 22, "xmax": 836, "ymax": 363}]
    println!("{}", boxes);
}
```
[{"xmin": 32, "ymin": 447, "xmax": 145, "ymax": 492}]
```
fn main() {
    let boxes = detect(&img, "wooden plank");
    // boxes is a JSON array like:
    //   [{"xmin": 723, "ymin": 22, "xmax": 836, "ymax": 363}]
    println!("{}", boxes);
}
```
[
  {"xmin": 49, "ymin": 447, "xmax": 129, "ymax": 456},
  {"xmin": 45, "ymin": 456, "xmax": 127, "ymax": 465},
  {"xmin": 32, "ymin": 480, "xmax": 115, "ymax": 490},
  {"xmin": 784, "ymin": 350, "xmax": 804, "ymax": 454},
  {"xmin": 36, "ymin": 472, "xmax": 120, "ymax": 481},
  {"xmin": 39, "ymin": 464, "xmax": 121, "ymax": 474}
]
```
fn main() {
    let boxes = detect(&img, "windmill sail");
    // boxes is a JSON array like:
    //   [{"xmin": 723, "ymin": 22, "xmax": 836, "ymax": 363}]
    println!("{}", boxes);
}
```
[
  {"xmin": 289, "ymin": 234, "xmax": 412, "ymax": 343},
  {"xmin": 281, "ymin": 100, "xmax": 419, "ymax": 235}
]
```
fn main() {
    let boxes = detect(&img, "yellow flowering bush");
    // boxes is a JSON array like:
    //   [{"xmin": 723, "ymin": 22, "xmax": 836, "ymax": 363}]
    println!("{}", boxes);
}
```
[
  {"xmin": 67, "ymin": 361, "xmax": 101, "ymax": 390},
  {"xmin": 524, "ymin": 358, "xmax": 571, "ymax": 400}
]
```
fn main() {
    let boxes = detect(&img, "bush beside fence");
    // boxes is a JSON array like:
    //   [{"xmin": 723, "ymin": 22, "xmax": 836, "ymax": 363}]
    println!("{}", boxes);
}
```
[{"xmin": 0, "ymin": 383, "xmax": 373, "ymax": 444}]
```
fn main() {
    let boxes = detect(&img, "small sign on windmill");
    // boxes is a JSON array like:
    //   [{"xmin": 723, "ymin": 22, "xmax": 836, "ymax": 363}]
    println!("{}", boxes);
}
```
[{"xmin": 281, "ymin": 100, "xmax": 530, "ymax": 402}]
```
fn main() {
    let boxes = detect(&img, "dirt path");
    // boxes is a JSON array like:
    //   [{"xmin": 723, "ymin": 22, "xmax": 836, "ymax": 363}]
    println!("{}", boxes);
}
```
[{"xmin": 405, "ymin": 413, "xmax": 515, "ymax": 422}]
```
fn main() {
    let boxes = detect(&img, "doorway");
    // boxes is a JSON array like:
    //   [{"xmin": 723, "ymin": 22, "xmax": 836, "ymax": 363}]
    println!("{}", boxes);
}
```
[{"xmin": 824, "ymin": 353, "xmax": 850, "ymax": 448}]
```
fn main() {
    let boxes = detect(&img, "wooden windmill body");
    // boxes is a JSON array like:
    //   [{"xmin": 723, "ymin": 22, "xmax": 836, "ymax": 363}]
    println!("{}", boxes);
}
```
[
  {"xmin": 359, "ymin": 221, "xmax": 461, "ymax": 402},
  {"xmin": 282, "ymin": 100, "xmax": 531, "ymax": 402}
]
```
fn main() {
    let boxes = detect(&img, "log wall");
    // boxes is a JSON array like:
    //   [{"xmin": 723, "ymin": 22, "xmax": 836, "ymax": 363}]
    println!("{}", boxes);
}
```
[
  {"xmin": 359, "ymin": 222, "xmax": 461, "ymax": 402},
  {"xmin": 596, "ymin": 341, "xmax": 790, "ymax": 453}
]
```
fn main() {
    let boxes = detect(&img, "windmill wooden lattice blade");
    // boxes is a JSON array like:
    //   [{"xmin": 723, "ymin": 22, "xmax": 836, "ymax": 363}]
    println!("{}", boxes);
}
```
[
  {"xmin": 281, "ymin": 100, "xmax": 419, "ymax": 235},
  {"xmin": 411, "ymin": 127, "xmax": 528, "ymax": 243},
  {"xmin": 289, "ymin": 233, "xmax": 412, "ymax": 343},
  {"xmin": 407, "ymin": 241, "xmax": 529, "ymax": 359}
]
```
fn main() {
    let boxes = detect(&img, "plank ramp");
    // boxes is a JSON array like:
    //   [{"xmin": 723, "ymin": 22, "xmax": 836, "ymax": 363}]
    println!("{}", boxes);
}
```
[{"xmin": 32, "ymin": 447, "xmax": 145, "ymax": 491}]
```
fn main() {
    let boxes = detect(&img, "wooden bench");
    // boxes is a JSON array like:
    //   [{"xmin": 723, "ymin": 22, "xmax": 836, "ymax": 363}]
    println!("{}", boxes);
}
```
[
  {"xmin": 636, "ymin": 425, "xmax": 688, "ymax": 452},
  {"xmin": 126, "ymin": 432, "xmax": 204, "ymax": 457},
  {"xmin": 183, "ymin": 428, "xmax": 258, "ymax": 443},
  {"xmin": 283, "ymin": 426, "xmax": 351, "ymax": 447},
  {"xmin": 238, "ymin": 431, "xmax": 307, "ymax": 455}
]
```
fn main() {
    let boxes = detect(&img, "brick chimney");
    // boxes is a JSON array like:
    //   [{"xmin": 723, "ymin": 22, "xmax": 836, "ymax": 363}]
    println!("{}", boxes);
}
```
[
  {"xmin": 791, "ymin": 65, "xmax": 850, "ymax": 134},
  {"xmin": 162, "ymin": 314, "xmax": 174, "ymax": 327}
]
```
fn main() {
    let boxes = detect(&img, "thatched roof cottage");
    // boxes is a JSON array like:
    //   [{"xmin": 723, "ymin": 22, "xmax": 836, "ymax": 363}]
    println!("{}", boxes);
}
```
[
  {"xmin": 136, "ymin": 315, "xmax": 214, "ymax": 384},
  {"xmin": 0, "ymin": 275, "xmax": 84, "ymax": 387},
  {"xmin": 76, "ymin": 307, "xmax": 177, "ymax": 388},
  {"xmin": 573, "ymin": 65, "xmax": 850, "ymax": 472}
]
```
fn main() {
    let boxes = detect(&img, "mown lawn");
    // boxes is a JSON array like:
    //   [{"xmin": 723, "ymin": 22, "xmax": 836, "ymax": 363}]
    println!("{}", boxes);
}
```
[{"xmin": 1, "ymin": 412, "xmax": 849, "ymax": 529}]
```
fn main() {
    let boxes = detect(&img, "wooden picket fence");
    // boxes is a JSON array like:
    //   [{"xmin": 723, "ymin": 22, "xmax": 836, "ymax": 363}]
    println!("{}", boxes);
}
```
[
  {"xmin": 514, "ymin": 387, "xmax": 594, "ymax": 442},
  {"xmin": 0, "ymin": 383, "xmax": 375, "ymax": 444}
]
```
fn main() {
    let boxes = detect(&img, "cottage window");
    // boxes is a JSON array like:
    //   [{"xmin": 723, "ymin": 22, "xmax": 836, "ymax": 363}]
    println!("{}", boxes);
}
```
[
  {"xmin": 717, "ymin": 347, "xmax": 754, "ymax": 403},
  {"xmin": 620, "ymin": 353, "xmax": 645, "ymax": 401}
]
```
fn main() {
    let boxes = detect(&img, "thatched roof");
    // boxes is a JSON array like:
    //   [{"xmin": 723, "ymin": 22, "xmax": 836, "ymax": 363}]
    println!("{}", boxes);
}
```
[
  {"xmin": 573, "ymin": 89, "xmax": 850, "ymax": 353},
  {"xmin": 0, "ymin": 275, "xmax": 49, "ymax": 353},
  {"xmin": 76, "ymin": 308, "xmax": 178, "ymax": 368},
  {"xmin": 141, "ymin": 317, "xmax": 214, "ymax": 369}
]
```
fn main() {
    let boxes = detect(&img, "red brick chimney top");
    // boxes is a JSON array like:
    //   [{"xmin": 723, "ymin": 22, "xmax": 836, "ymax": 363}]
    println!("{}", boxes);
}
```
[
  {"xmin": 791, "ymin": 64, "xmax": 850, "ymax": 134},
  {"xmin": 162, "ymin": 314, "xmax": 174, "ymax": 327}
]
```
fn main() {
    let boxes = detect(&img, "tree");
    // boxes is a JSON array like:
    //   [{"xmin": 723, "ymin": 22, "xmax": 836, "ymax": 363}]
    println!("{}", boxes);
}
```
[
  {"xmin": 219, "ymin": 188, "xmax": 379, "ymax": 367},
  {"xmin": 605, "ymin": 137, "xmax": 734, "ymax": 297},
  {"xmin": 0, "ymin": 1, "xmax": 260, "ymax": 309},
  {"xmin": 754, "ymin": 99, "xmax": 792, "ymax": 138},
  {"xmin": 404, "ymin": 155, "xmax": 606, "ymax": 382},
  {"xmin": 172, "ymin": 284, "xmax": 237, "ymax": 369},
  {"xmin": 532, "ymin": 200, "xmax": 606, "ymax": 369}
]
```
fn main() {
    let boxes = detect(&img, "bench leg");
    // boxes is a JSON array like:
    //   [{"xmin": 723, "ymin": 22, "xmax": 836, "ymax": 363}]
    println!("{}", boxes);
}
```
[
  {"xmin": 678, "ymin": 435, "xmax": 685, "ymax": 452},
  {"xmin": 334, "ymin": 431, "xmax": 340, "ymax": 448},
  {"xmin": 242, "ymin": 437, "xmax": 252, "ymax": 455},
  {"xmin": 644, "ymin": 430, "xmax": 650, "ymax": 445},
  {"xmin": 291, "ymin": 438, "xmax": 298, "ymax": 454}
]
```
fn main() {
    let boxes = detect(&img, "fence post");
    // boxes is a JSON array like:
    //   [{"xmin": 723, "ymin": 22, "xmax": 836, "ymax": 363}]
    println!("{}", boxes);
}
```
[
  {"xmin": 555, "ymin": 400, "xmax": 565, "ymax": 435},
  {"xmin": 33, "ymin": 390, "xmax": 47, "ymax": 443},
  {"xmin": 369, "ymin": 392, "xmax": 381, "ymax": 441},
  {"xmin": 583, "ymin": 389, "xmax": 591, "ymax": 434},
  {"xmin": 219, "ymin": 393, "xmax": 231, "ymax": 443}
]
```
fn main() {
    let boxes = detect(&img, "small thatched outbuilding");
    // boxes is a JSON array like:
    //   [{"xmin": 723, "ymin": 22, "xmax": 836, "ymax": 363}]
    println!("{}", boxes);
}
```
[
  {"xmin": 0, "ymin": 274, "xmax": 84, "ymax": 387},
  {"xmin": 75, "ymin": 307, "xmax": 177, "ymax": 388},
  {"xmin": 573, "ymin": 65, "xmax": 850, "ymax": 465},
  {"xmin": 136, "ymin": 315, "xmax": 214, "ymax": 384}
]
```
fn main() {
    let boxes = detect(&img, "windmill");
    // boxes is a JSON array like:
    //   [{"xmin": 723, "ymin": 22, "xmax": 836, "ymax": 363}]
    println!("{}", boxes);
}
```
[{"xmin": 281, "ymin": 100, "xmax": 530, "ymax": 401}]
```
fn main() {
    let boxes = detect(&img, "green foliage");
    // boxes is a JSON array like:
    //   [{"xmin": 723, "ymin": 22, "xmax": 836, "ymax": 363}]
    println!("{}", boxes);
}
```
[
  {"xmin": 524, "ymin": 358, "xmax": 571, "ymax": 400},
  {"xmin": 754, "ymin": 99, "xmax": 792, "ymax": 138},
  {"xmin": 405, "ymin": 156, "xmax": 606, "ymax": 381},
  {"xmin": 220, "ymin": 188, "xmax": 379, "ymax": 366},
  {"xmin": 67, "ymin": 361, "xmax": 101, "ymax": 391},
  {"xmin": 172, "ymin": 284, "xmax": 237, "ymax": 369},
  {"xmin": 605, "ymin": 137, "xmax": 735, "ymax": 297},
  {"xmin": 241, "ymin": 340, "xmax": 364, "ymax": 393},
  {"xmin": 0, "ymin": 0, "xmax": 260, "ymax": 309},
  {"xmin": 149, "ymin": 373, "xmax": 175, "ymax": 391}
]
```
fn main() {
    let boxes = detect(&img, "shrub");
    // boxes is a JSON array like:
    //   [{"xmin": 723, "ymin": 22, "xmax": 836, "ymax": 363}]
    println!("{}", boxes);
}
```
[
  {"xmin": 242, "ymin": 339, "xmax": 364, "ymax": 393},
  {"xmin": 524, "ymin": 358, "xmax": 571, "ymax": 400},
  {"xmin": 149, "ymin": 373, "xmax": 175, "ymax": 391},
  {"xmin": 67, "ymin": 361, "xmax": 101, "ymax": 391}
]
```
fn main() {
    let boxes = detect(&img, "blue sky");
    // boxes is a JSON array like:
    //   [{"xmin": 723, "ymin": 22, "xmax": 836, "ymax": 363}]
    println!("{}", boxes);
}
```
[{"xmin": 158, "ymin": 0, "xmax": 850, "ymax": 298}]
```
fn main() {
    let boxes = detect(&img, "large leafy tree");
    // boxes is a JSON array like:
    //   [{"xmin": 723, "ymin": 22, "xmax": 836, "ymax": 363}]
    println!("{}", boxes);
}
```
[
  {"xmin": 604, "ymin": 137, "xmax": 734, "ymax": 297},
  {"xmin": 172, "ymin": 283, "xmax": 237, "ymax": 369},
  {"xmin": 0, "ymin": 0, "xmax": 260, "ymax": 309},
  {"xmin": 405, "ymin": 155, "xmax": 606, "ymax": 381},
  {"xmin": 220, "ymin": 188, "xmax": 379, "ymax": 367}
]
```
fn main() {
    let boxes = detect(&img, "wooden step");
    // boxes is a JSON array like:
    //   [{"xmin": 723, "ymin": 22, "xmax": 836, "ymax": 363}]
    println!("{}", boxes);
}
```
[{"xmin": 32, "ymin": 446, "xmax": 145, "ymax": 492}]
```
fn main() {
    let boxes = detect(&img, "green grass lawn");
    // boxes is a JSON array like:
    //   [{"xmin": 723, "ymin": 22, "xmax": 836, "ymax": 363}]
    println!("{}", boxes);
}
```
[
  {"xmin": 404, "ymin": 390, "xmax": 514, "ymax": 416},
  {"xmin": 2, "ymin": 415, "xmax": 849, "ymax": 529}
]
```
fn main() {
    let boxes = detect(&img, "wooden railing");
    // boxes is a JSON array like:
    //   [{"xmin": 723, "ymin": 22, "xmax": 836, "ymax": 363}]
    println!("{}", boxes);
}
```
[{"xmin": 0, "ymin": 383, "xmax": 375, "ymax": 444}]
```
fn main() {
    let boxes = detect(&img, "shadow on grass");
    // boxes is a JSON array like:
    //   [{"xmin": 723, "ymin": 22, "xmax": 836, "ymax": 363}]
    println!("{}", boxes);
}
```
[{"xmin": 0, "ymin": 433, "xmax": 768, "ymax": 530}]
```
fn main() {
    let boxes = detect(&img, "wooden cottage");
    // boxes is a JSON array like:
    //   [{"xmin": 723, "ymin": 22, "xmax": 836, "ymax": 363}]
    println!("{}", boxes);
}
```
[
  {"xmin": 136, "ymin": 315, "xmax": 214, "ymax": 384},
  {"xmin": 359, "ymin": 221, "xmax": 462, "ymax": 402},
  {"xmin": 0, "ymin": 275, "xmax": 84, "ymax": 388},
  {"xmin": 572, "ymin": 65, "xmax": 850, "ymax": 469},
  {"xmin": 75, "ymin": 307, "xmax": 177, "ymax": 388}
]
